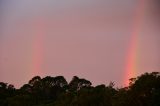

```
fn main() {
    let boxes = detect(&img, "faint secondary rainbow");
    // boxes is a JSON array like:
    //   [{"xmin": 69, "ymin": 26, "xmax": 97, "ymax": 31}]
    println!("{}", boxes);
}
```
[
  {"xmin": 124, "ymin": 0, "xmax": 148, "ymax": 86},
  {"xmin": 30, "ymin": 17, "xmax": 46, "ymax": 77}
]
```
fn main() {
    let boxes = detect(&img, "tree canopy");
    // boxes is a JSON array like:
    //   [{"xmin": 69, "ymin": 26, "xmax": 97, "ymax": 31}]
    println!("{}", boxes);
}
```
[{"xmin": 0, "ymin": 72, "xmax": 160, "ymax": 106}]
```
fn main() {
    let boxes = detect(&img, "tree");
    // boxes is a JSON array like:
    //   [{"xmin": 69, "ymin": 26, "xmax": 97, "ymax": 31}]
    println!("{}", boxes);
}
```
[
  {"xmin": 29, "ymin": 76, "xmax": 41, "ymax": 87},
  {"xmin": 127, "ymin": 72, "xmax": 160, "ymax": 106},
  {"xmin": 69, "ymin": 76, "xmax": 92, "ymax": 92},
  {"xmin": 1, "ymin": 72, "xmax": 160, "ymax": 106}
]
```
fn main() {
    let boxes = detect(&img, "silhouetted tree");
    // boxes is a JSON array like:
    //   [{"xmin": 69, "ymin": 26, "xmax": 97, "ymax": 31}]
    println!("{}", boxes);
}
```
[
  {"xmin": 0, "ymin": 72, "xmax": 160, "ymax": 106},
  {"xmin": 69, "ymin": 76, "xmax": 92, "ymax": 92}
]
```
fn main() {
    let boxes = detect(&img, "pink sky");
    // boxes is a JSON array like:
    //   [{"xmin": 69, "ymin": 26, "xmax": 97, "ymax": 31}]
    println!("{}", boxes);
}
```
[{"xmin": 0, "ymin": 0, "xmax": 159, "ymax": 88}]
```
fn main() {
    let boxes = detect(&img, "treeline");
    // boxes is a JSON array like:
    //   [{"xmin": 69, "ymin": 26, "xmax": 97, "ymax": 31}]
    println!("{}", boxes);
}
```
[{"xmin": 0, "ymin": 72, "xmax": 160, "ymax": 106}]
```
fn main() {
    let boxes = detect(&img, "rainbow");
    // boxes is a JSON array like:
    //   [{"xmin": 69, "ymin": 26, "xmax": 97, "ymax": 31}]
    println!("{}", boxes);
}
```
[
  {"xmin": 124, "ymin": 0, "xmax": 148, "ymax": 86},
  {"xmin": 30, "ymin": 18, "xmax": 46, "ymax": 77}
]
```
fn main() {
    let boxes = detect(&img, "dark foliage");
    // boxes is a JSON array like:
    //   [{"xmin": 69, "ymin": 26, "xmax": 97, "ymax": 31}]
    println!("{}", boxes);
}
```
[{"xmin": 0, "ymin": 72, "xmax": 160, "ymax": 106}]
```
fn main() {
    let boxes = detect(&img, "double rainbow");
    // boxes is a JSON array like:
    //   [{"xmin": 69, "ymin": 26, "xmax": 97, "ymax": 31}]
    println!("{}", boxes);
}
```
[{"xmin": 28, "ymin": 0, "xmax": 148, "ymax": 86}]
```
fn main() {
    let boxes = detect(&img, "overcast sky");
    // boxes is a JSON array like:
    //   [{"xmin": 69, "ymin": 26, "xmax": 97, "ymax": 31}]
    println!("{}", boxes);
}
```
[{"xmin": 0, "ymin": 0, "xmax": 159, "ymax": 88}]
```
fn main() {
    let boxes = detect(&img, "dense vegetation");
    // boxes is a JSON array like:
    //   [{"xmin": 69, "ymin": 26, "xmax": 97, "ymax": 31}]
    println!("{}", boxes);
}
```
[{"xmin": 0, "ymin": 72, "xmax": 160, "ymax": 106}]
